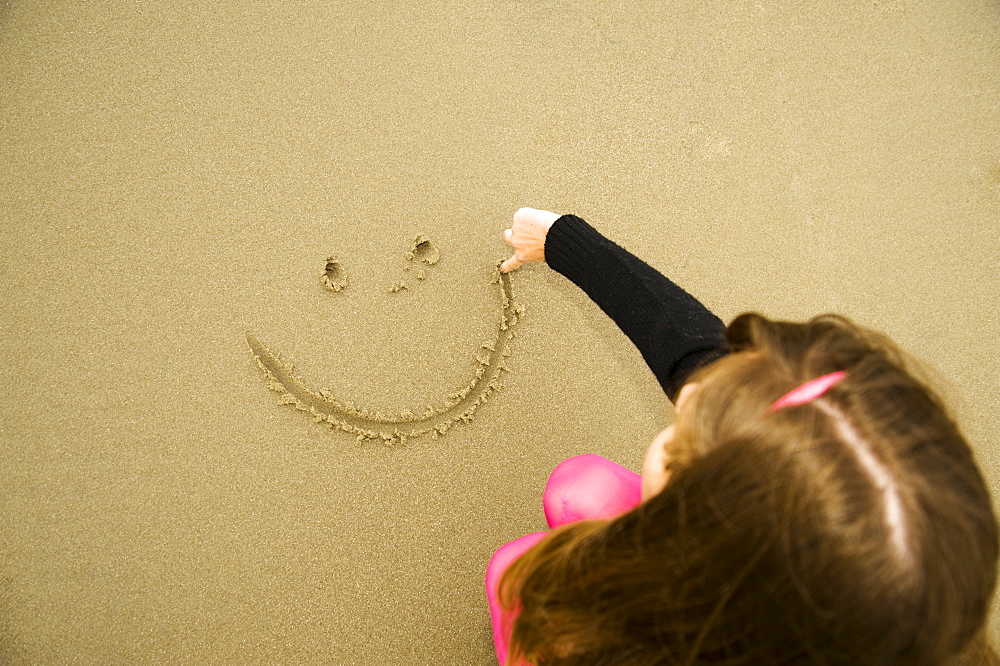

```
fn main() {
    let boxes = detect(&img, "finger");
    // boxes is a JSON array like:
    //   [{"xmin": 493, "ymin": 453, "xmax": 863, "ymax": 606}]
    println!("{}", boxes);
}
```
[
  {"xmin": 503, "ymin": 228, "xmax": 513, "ymax": 246},
  {"xmin": 500, "ymin": 254, "xmax": 522, "ymax": 273}
]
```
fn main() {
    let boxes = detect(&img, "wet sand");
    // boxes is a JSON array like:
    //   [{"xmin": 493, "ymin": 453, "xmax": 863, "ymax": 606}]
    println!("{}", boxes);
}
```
[{"xmin": 1, "ymin": 2, "xmax": 998, "ymax": 662}]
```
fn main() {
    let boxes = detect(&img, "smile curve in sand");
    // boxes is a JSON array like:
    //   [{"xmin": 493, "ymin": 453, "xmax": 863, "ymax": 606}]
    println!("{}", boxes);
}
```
[{"xmin": 245, "ymin": 264, "xmax": 522, "ymax": 446}]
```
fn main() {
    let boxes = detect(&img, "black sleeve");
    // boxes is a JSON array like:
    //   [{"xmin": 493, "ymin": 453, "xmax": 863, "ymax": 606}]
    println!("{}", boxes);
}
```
[{"xmin": 544, "ymin": 215, "xmax": 728, "ymax": 402}]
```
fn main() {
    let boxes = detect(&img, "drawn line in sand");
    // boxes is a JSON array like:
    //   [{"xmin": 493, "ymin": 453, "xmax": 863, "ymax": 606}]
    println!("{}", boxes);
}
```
[{"xmin": 246, "ymin": 267, "xmax": 523, "ymax": 446}]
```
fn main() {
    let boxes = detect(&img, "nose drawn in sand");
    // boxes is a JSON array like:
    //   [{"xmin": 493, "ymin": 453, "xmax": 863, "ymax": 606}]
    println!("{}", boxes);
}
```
[{"xmin": 246, "ymin": 235, "xmax": 524, "ymax": 446}]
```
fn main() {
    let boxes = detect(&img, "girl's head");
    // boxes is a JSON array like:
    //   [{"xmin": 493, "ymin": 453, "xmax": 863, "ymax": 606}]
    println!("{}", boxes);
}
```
[{"xmin": 501, "ymin": 314, "xmax": 998, "ymax": 665}]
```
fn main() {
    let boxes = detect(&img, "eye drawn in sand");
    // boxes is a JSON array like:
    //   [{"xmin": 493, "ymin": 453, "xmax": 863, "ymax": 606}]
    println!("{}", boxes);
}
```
[
  {"xmin": 321, "ymin": 257, "xmax": 348, "ymax": 293},
  {"xmin": 389, "ymin": 235, "xmax": 440, "ymax": 294},
  {"xmin": 246, "ymin": 240, "xmax": 523, "ymax": 446},
  {"xmin": 406, "ymin": 234, "xmax": 439, "ymax": 265}
]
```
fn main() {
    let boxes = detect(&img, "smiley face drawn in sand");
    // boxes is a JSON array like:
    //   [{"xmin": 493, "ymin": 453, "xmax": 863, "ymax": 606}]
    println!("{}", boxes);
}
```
[{"xmin": 246, "ymin": 235, "xmax": 524, "ymax": 446}]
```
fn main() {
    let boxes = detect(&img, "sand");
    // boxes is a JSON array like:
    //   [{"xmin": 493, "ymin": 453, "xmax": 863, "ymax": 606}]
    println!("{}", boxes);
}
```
[
  {"xmin": 246, "ymin": 262, "xmax": 521, "ymax": 445},
  {"xmin": 1, "ymin": 1, "xmax": 998, "ymax": 663}
]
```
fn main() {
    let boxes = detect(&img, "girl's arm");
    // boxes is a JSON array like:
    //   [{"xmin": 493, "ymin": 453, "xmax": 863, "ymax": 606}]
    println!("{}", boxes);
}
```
[{"xmin": 504, "ymin": 210, "xmax": 727, "ymax": 402}]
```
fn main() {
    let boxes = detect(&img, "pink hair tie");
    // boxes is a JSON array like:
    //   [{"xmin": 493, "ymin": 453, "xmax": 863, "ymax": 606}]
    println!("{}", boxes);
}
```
[{"xmin": 769, "ymin": 371, "xmax": 847, "ymax": 412}]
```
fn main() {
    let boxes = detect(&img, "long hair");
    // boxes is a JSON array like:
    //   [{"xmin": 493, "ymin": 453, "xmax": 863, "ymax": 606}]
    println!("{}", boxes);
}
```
[{"xmin": 499, "ymin": 314, "xmax": 998, "ymax": 665}]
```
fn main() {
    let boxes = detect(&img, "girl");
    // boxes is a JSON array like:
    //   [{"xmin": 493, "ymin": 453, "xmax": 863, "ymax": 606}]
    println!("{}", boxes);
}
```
[{"xmin": 486, "ymin": 208, "xmax": 998, "ymax": 665}]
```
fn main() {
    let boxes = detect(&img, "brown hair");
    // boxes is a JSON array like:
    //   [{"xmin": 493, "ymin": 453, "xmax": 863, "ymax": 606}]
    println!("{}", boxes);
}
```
[{"xmin": 500, "ymin": 314, "xmax": 998, "ymax": 665}]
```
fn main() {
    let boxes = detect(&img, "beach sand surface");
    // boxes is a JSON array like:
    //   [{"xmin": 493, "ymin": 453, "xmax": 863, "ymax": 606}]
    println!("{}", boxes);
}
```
[{"xmin": 1, "ymin": 1, "xmax": 998, "ymax": 662}]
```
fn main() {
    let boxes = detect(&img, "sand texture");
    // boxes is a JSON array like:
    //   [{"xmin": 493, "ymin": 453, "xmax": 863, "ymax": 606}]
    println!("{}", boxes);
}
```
[
  {"xmin": 2, "ymin": 1, "xmax": 998, "ymax": 663},
  {"xmin": 246, "ymin": 266, "xmax": 521, "ymax": 445}
]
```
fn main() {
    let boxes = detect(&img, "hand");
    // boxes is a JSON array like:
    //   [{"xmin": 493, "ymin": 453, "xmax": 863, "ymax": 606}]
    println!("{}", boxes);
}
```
[{"xmin": 499, "ymin": 208, "xmax": 560, "ymax": 273}]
